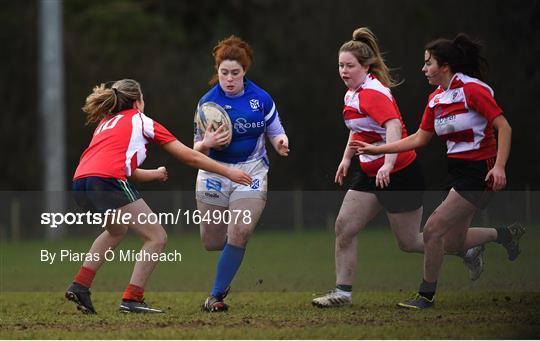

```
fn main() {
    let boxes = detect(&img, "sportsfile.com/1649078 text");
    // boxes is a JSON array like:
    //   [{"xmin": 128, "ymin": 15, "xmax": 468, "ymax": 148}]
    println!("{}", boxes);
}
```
[{"xmin": 40, "ymin": 209, "xmax": 252, "ymax": 228}]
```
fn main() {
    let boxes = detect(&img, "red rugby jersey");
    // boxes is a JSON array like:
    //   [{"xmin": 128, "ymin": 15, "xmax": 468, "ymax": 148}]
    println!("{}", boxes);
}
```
[
  {"xmin": 420, "ymin": 73, "xmax": 503, "ymax": 160},
  {"xmin": 343, "ymin": 74, "xmax": 416, "ymax": 176},
  {"xmin": 74, "ymin": 109, "xmax": 176, "ymax": 180}
]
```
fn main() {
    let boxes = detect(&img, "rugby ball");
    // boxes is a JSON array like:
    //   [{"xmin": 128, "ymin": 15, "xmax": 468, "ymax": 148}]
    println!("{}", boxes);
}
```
[{"xmin": 194, "ymin": 102, "xmax": 233, "ymax": 149}]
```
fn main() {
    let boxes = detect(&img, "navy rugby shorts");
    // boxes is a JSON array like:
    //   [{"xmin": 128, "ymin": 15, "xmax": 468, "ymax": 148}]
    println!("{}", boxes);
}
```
[{"xmin": 72, "ymin": 176, "xmax": 142, "ymax": 213}]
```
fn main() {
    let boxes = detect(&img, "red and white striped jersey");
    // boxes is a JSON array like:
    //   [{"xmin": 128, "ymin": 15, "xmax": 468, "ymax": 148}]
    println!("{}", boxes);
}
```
[
  {"xmin": 420, "ymin": 73, "xmax": 503, "ymax": 160},
  {"xmin": 343, "ymin": 74, "xmax": 416, "ymax": 176},
  {"xmin": 74, "ymin": 109, "xmax": 177, "ymax": 180}
]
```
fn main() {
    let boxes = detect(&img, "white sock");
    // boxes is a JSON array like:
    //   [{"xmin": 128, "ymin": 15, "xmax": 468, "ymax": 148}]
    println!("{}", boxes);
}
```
[{"xmin": 335, "ymin": 288, "xmax": 352, "ymax": 298}]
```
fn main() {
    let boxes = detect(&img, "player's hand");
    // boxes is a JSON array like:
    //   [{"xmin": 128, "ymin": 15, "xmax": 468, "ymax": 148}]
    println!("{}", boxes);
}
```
[
  {"xmin": 376, "ymin": 164, "xmax": 392, "ymax": 188},
  {"xmin": 276, "ymin": 138, "xmax": 290, "ymax": 156},
  {"xmin": 348, "ymin": 140, "xmax": 378, "ymax": 155},
  {"xmin": 335, "ymin": 159, "xmax": 351, "ymax": 186},
  {"xmin": 202, "ymin": 124, "xmax": 231, "ymax": 149},
  {"xmin": 485, "ymin": 165, "xmax": 506, "ymax": 191},
  {"xmin": 227, "ymin": 168, "xmax": 253, "ymax": 186},
  {"xmin": 156, "ymin": 166, "xmax": 168, "ymax": 182}
]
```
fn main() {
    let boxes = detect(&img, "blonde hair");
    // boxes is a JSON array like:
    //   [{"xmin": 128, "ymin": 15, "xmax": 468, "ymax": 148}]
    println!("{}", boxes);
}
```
[
  {"xmin": 82, "ymin": 79, "xmax": 142, "ymax": 125},
  {"xmin": 339, "ymin": 27, "xmax": 400, "ymax": 87}
]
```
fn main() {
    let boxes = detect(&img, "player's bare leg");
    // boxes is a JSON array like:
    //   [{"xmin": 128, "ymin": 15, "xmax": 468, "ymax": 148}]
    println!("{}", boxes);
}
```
[
  {"xmin": 423, "ymin": 190, "xmax": 476, "ymax": 282},
  {"xmin": 203, "ymin": 198, "xmax": 266, "ymax": 312},
  {"xmin": 82, "ymin": 223, "xmax": 128, "ymax": 271},
  {"xmin": 197, "ymin": 201, "xmax": 228, "ymax": 251},
  {"xmin": 387, "ymin": 207, "xmax": 424, "ymax": 253},
  {"xmin": 313, "ymin": 190, "xmax": 381, "ymax": 308},
  {"xmin": 66, "ymin": 199, "xmax": 166, "ymax": 314},
  {"xmin": 65, "ymin": 213, "xmax": 129, "ymax": 314},
  {"xmin": 335, "ymin": 191, "xmax": 381, "ymax": 285},
  {"xmin": 389, "ymin": 207, "xmax": 497, "ymax": 253},
  {"xmin": 460, "ymin": 228, "xmax": 497, "ymax": 249},
  {"xmin": 398, "ymin": 189, "xmax": 476, "ymax": 309},
  {"xmin": 226, "ymin": 198, "xmax": 265, "ymax": 247},
  {"xmin": 116, "ymin": 199, "xmax": 167, "ymax": 313},
  {"xmin": 389, "ymin": 205, "xmax": 503, "ymax": 281},
  {"xmin": 123, "ymin": 199, "xmax": 167, "ymax": 287}
]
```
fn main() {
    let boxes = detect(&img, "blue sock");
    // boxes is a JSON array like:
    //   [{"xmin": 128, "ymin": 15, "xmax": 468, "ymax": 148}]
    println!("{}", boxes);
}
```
[{"xmin": 211, "ymin": 243, "xmax": 245, "ymax": 299}]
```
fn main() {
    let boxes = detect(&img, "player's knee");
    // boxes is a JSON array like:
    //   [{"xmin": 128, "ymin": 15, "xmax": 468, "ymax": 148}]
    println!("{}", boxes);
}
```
[
  {"xmin": 397, "ymin": 239, "xmax": 417, "ymax": 253},
  {"xmin": 443, "ymin": 235, "xmax": 465, "ymax": 253},
  {"xmin": 335, "ymin": 218, "xmax": 359, "ymax": 246},
  {"xmin": 335, "ymin": 216, "xmax": 351, "ymax": 238},
  {"xmin": 109, "ymin": 232, "xmax": 126, "ymax": 246},
  {"xmin": 157, "ymin": 233, "xmax": 168, "ymax": 249},
  {"xmin": 108, "ymin": 229, "xmax": 127, "ymax": 241},
  {"xmin": 229, "ymin": 228, "xmax": 251, "ymax": 246},
  {"xmin": 423, "ymin": 219, "xmax": 445, "ymax": 243},
  {"xmin": 443, "ymin": 244, "xmax": 461, "ymax": 254},
  {"xmin": 335, "ymin": 228, "xmax": 355, "ymax": 250},
  {"xmin": 149, "ymin": 229, "xmax": 167, "ymax": 250},
  {"xmin": 108, "ymin": 225, "xmax": 128, "ymax": 238},
  {"xmin": 202, "ymin": 238, "xmax": 225, "ymax": 251}
]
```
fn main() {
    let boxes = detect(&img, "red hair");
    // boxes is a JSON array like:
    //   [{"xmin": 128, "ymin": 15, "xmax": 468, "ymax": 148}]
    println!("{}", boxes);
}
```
[{"xmin": 209, "ymin": 35, "xmax": 253, "ymax": 85}]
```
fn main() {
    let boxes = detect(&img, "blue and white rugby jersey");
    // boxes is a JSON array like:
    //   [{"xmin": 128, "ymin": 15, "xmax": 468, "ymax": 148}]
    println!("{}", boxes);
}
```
[{"xmin": 194, "ymin": 79, "xmax": 285, "ymax": 164}]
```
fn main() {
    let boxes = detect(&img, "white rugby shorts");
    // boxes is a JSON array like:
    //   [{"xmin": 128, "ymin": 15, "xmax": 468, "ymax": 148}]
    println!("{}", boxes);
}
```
[{"xmin": 195, "ymin": 158, "xmax": 268, "ymax": 207}]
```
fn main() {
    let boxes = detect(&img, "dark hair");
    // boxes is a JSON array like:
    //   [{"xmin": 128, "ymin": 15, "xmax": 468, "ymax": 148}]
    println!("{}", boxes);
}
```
[
  {"xmin": 425, "ymin": 33, "xmax": 488, "ymax": 81},
  {"xmin": 339, "ymin": 27, "xmax": 400, "ymax": 87},
  {"xmin": 209, "ymin": 35, "xmax": 253, "ymax": 85},
  {"xmin": 82, "ymin": 79, "xmax": 142, "ymax": 125}
]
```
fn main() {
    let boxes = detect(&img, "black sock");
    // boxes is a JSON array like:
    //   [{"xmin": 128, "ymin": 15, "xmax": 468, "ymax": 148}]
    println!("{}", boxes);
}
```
[
  {"xmin": 336, "ymin": 284, "xmax": 352, "ymax": 292},
  {"xmin": 495, "ymin": 227, "xmax": 511, "ymax": 244},
  {"xmin": 418, "ymin": 279, "xmax": 437, "ymax": 300}
]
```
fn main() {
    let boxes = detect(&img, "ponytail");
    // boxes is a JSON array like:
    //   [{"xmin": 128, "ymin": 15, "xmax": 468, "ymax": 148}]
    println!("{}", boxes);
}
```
[
  {"xmin": 82, "ymin": 79, "xmax": 142, "ymax": 125},
  {"xmin": 426, "ymin": 33, "xmax": 488, "ymax": 81},
  {"xmin": 339, "ymin": 27, "xmax": 400, "ymax": 87},
  {"xmin": 451, "ymin": 33, "xmax": 488, "ymax": 80},
  {"xmin": 82, "ymin": 84, "xmax": 118, "ymax": 125}
]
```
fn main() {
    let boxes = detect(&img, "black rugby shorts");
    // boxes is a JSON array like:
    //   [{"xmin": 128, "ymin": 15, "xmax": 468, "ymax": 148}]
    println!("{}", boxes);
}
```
[{"xmin": 350, "ymin": 159, "xmax": 424, "ymax": 213}]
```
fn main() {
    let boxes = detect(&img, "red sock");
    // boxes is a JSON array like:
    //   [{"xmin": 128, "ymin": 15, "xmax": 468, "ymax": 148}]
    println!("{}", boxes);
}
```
[
  {"xmin": 74, "ymin": 266, "xmax": 96, "ymax": 288},
  {"xmin": 122, "ymin": 284, "xmax": 144, "ymax": 302}
]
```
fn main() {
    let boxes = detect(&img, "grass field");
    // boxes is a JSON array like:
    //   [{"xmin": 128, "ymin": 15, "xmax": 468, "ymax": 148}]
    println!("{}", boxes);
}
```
[{"xmin": 1, "ymin": 228, "xmax": 539, "ymax": 339}]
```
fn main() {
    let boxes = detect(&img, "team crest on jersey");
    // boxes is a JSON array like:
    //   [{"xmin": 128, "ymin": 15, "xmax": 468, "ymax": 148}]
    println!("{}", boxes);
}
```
[
  {"xmin": 249, "ymin": 99, "xmax": 260, "ymax": 110},
  {"xmin": 250, "ymin": 179, "xmax": 260, "ymax": 189},
  {"xmin": 430, "ymin": 88, "xmax": 465, "ymax": 108}
]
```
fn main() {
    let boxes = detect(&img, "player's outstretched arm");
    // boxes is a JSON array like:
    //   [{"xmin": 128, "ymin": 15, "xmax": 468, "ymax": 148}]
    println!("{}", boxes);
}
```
[
  {"xmin": 163, "ymin": 140, "xmax": 252, "ymax": 185},
  {"xmin": 128, "ymin": 167, "xmax": 168, "ymax": 183},
  {"xmin": 350, "ymin": 128, "xmax": 434, "ymax": 155}
]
